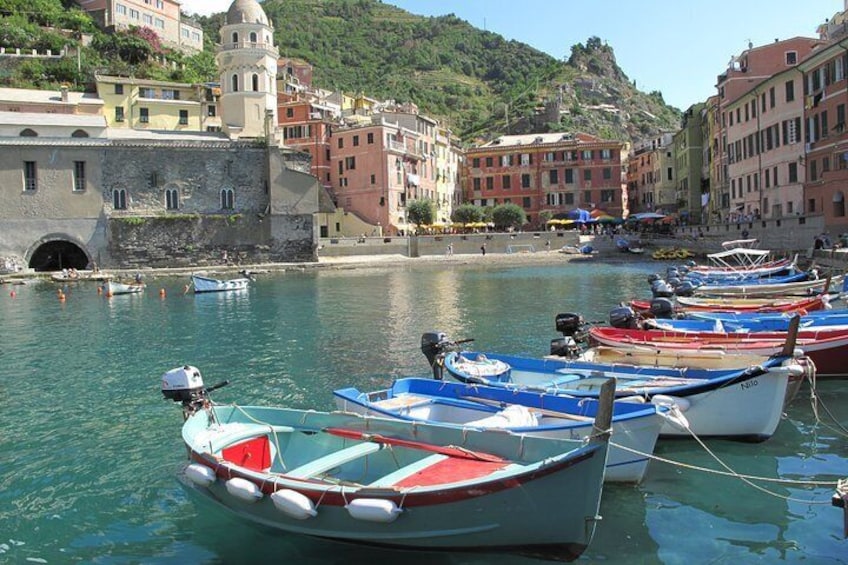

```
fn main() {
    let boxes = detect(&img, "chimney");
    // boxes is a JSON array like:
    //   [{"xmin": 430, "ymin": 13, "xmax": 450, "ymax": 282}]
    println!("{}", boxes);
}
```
[{"xmin": 60, "ymin": 85, "xmax": 68, "ymax": 103}]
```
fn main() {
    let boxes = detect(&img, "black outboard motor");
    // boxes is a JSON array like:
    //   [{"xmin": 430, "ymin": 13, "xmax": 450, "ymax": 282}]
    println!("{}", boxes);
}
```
[
  {"xmin": 555, "ymin": 312, "xmax": 585, "ymax": 337},
  {"xmin": 609, "ymin": 306, "xmax": 638, "ymax": 329},
  {"xmin": 421, "ymin": 332, "xmax": 448, "ymax": 379},
  {"xmin": 674, "ymin": 281, "xmax": 696, "ymax": 297},
  {"xmin": 667, "ymin": 276, "xmax": 682, "ymax": 288},
  {"xmin": 651, "ymin": 280, "xmax": 675, "ymax": 298},
  {"xmin": 550, "ymin": 337, "xmax": 582, "ymax": 358},
  {"xmin": 647, "ymin": 273, "xmax": 662, "ymax": 284},
  {"xmin": 650, "ymin": 297, "xmax": 675, "ymax": 318}
]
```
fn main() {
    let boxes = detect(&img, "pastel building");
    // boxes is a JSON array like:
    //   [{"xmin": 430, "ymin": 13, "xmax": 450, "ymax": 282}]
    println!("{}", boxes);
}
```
[
  {"xmin": 724, "ymin": 66, "xmax": 806, "ymax": 221},
  {"xmin": 673, "ymin": 103, "xmax": 705, "ymax": 222},
  {"xmin": 715, "ymin": 37, "xmax": 823, "ymax": 221},
  {"xmin": 798, "ymin": 35, "xmax": 848, "ymax": 230},
  {"xmin": 95, "ymin": 74, "xmax": 215, "ymax": 131},
  {"xmin": 463, "ymin": 132, "xmax": 626, "ymax": 225},
  {"xmin": 627, "ymin": 133, "xmax": 675, "ymax": 214},
  {"xmin": 74, "ymin": 0, "xmax": 202, "ymax": 52}
]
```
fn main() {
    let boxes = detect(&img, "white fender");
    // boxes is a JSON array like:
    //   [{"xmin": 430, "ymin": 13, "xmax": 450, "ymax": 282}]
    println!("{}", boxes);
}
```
[
  {"xmin": 651, "ymin": 395, "xmax": 691, "ymax": 412},
  {"xmin": 346, "ymin": 498, "xmax": 402, "ymax": 523},
  {"xmin": 225, "ymin": 477, "xmax": 263, "ymax": 503},
  {"xmin": 185, "ymin": 463, "xmax": 216, "ymax": 487},
  {"xmin": 271, "ymin": 489, "xmax": 317, "ymax": 520}
]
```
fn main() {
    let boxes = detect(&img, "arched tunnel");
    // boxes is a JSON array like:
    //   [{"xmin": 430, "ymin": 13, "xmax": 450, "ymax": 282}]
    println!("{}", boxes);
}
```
[{"xmin": 28, "ymin": 240, "xmax": 90, "ymax": 272}]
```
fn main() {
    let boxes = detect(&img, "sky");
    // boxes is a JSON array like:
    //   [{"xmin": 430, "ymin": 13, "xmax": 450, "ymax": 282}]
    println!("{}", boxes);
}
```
[{"xmin": 179, "ymin": 0, "xmax": 844, "ymax": 110}]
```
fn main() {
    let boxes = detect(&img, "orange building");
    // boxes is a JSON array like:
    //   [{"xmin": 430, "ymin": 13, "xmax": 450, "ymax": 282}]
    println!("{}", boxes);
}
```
[{"xmin": 463, "ymin": 133, "xmax": 625, "ymax": 227}]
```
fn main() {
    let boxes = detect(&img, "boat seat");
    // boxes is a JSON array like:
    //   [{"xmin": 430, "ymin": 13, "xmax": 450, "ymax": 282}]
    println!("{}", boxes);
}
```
[
  {"xmin": 285, "ymin": 442, "xmax": 382, "ymax": 479},
  {"xmin": 366, "ymin": 454, "xmax": 448, "ymax": 487}
]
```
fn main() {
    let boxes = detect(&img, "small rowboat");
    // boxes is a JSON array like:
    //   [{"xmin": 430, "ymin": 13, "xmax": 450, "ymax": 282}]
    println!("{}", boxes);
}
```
[
  {"xmin": 104, "ymin": 280, "xmax": 145, "ymax": 295},
  {"xmin": 163, "ymin": 366, "xmax": 613, "ymax": 560},
  {"xmin": 587, "ymin": 325, "xmax": 848, "ymax": 377},
  {"xmin": 190, "ymin": 274, "xmax": 250, "ymax": 294},
  {"xmin": 334, "ymin": 377, "xmax": 665, "ymax": 483},
  {"xmin": 421, "ymin": 332, "xmax": 806, "ymax": 441},
  {"xmin": 630, "ymin": 293, "xmax": 828, "ymax": 314}
]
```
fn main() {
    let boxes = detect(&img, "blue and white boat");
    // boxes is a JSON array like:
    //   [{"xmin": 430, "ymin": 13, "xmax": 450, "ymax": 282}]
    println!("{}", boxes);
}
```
[
  {"xmin": 163, "ymin": 366, "xmax": 613, "ymax": 561},
  {"xmin": 190, "ymin": 274, "xmax": 251, "ymax": 293},
  {"xmin": 421, "ymin": 333, "xmax": 805, "ymax": 442},
  {"xmin": 646, "ymin": 310, "xmax": 848, "ymax": 333},
  {"xmin": 334, "ymin": 377, "xmax": 664, "ymax": 483}
]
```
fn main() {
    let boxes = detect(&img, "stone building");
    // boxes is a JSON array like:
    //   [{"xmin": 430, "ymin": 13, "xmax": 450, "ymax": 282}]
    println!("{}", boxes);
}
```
[{"xmin": 0, "ymin": 0, "xmax": 323, "ymax": 271}]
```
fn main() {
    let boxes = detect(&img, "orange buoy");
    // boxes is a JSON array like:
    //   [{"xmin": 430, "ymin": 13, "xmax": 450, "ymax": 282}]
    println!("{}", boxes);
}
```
[
  {"xmin": 10, "ymin": 290, "xmax": 16, "ymax": 297},
  {"xmin": 97, "ymin": 286, "xmax": 103, "ymax": 295},
  {"xmin": 58, "ymin": 291, "xmax": 66, "ymax": 302},
  {"xmin": 160, "ymin": 288, "xmax": 167, "ymax": 298}
]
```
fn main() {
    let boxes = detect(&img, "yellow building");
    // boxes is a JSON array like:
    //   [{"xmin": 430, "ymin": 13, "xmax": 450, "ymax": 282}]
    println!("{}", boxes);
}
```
[{"xmin": 95, "ymin": 75, "xmax": 213, "ymax": 131}]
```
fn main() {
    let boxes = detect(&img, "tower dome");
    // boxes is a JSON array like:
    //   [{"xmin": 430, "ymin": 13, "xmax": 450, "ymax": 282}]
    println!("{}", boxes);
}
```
[{"xmin": 226, "ymin": 0, "xmax": 269, "ymax": 26}]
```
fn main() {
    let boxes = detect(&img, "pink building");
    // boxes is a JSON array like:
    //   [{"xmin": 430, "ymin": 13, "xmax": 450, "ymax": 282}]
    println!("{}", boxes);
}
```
[
  {"xmin": 725, "ymin": 67, "xmax": 806, "ymax": 220},
  {"xmin": 716, "ymin": 38, "xmax": 822, "ymax": 221},
  {"xmin": 798, "ymin": 37, "xmax": 848, "ymax": 230}
]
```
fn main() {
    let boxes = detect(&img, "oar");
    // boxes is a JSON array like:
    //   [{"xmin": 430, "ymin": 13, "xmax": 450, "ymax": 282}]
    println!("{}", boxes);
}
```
[{"xmin": 458, "ymin": 395, "xmax": 594, "ymax": 422}]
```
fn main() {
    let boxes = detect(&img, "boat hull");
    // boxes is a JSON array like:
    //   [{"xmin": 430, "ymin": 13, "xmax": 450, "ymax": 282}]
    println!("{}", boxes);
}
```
[{"xmin": 191, "ymin": 275, "xmax": 250, "ymax": 293}]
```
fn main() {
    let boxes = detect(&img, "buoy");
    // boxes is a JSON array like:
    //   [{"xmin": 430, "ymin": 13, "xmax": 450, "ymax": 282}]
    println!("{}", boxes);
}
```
[
  {"xmin": 271, "ymin": 489, "xmax": 317, "ymax": 520},
  {"xmin": 183, "ymin": 284, "xmax": 191, "ymax": 294},
  {"xmin": 106, "ymin": 291, "xmax": 113, "ymax": 298},
  {"xmin": 97, "ymin": 286, "xmax": 103, "ymax": 295},
  {"xmin": 58, "ymin": 292, "xmax": 66, "ymax": 302},
  {"xmin": 160, "ymin": 288, "xmax": 167, "ymax": 298},
  {"xmin": 345, "ymin": 498, "xmax": 402, "ymax": 522},
  {"xmin": 225, "ymin": 477, "xmax": 263, "ymax": 503},
  {"xmin": 10, "ymin": 290, "xmax": 16, "ymax": 297},
  {"xmin": 184, "ymin": 463, "xmax": 216, "ymax": 487}
]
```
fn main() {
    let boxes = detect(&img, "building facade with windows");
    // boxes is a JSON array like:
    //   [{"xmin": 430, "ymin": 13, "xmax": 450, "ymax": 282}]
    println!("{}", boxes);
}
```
[
  {"xmin": 94, "ymin": 74, "xmax": 207, "ymax": 130},
  {"xmin": 74, "ymin": 0, "xmax": 202, "ymax": 53},
  {"xmin": 674, "ymin": 103, "xmax": 705, "ymax": 222},
  {"xmin": 463, "ymin": 132, "xmax": 625, "ymax": 226},
  {"xmin": 626, "ymin": 133, "xmax": 675, "ymax": 215},
  {"xmin": 724, "ymin": 67, "xmax": 806, "ymax": 222},
  {"xmin": 797, "ymin": 37, "xmax": 848, "ymax": 229}
]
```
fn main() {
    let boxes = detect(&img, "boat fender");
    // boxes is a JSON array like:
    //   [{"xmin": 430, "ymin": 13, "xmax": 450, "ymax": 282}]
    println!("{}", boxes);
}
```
[
  {"xmin": 651, "ymin": 395, "xmax": 691, "ymax": 412},
  {"xmin": 225, "ymin": 477, "xmax": 263, "ymax": 503},
  {"xmin": 346, "ymin": 498, "xmax": 402, "ymax": 523},
  {"xmin": 271, "ymin": 489, "xmax": 317, "ymax": 520},
  {"xmin": 185, "ymin": 463, "xmax": 216, "ymax": 487}
]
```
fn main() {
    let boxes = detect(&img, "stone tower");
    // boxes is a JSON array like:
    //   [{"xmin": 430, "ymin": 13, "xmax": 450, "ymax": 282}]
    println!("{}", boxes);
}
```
[{"xmin": 216, "ymin": 0, "xmax": 279, "ymax": 140}]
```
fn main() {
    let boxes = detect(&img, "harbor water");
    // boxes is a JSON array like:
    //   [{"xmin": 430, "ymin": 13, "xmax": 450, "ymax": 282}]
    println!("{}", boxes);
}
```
[{"xmin": 1, "ymin": 259, "xmax": 846, "ymax": 564}]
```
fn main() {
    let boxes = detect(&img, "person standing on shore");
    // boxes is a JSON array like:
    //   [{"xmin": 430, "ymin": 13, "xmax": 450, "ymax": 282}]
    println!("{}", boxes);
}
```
[
  {"xmin": 446, "ymin": 242, "xmax": 453, "ymax": 256},
  {"xmin": 480, "ymin": 242, "xmax": 486, "ymax": 256}
]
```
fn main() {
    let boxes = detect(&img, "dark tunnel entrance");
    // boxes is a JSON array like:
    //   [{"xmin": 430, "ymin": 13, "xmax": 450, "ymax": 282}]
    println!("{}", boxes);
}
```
[{"xmin": 29, "ymin": 240, "xmax": 90, "ymax": 272}]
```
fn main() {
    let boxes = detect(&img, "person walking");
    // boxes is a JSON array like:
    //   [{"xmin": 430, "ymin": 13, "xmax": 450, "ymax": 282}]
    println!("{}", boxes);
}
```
[
  {"xmin": 446, "ymin": 242, "xmax": 453, "ymax": 256},
  {"xmin": 480, "ymin": 242, "xmax": 486, "ymax": 256}
]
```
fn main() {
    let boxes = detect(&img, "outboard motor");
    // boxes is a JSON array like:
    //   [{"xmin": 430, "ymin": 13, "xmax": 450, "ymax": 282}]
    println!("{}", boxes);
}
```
[
  {"xmin": 678, "ymin": 266, "xmax": 690, "ymax": 275},
  {"xmin": 550, "ymin": 337, "xmax": 581, "ymax": 358},
  {"xmin": 161, "ymin": 365, "xmax": 229, "ymax": 417},
  {"xmin": 667, "ymin": 276, "xmax": 682, "ymax": 288},
  {"xmin": 651, "ymin": 280, "xmax": 675, "ymax": 298},
  {"xmin": 649, "ymin": 297, "xmax": 675, "ymax": 318},
  {"xmin": 421, "ymin": 332, "xmax": 448, "ymax": 379},
  {"xmin": 555, "ymin": 312, "xmax": 585, "ymax": 337},
  {"xmin": 666, "ymin": 267, "xmax": 680, "ymax": 279},
  {"xmin": 609, "ymin": 306, "xmax": 638, "ymax": 329},
  {"xmin": 674, "ymin": 281, "xmax": 696, "ymax": 297},
  {"xmin": 685, "ymin": 259, "xmax": 697, "ymax": 267},
  {"xmin": 647, "ymin": 273, "xmax": 662, "ymax": 284}
]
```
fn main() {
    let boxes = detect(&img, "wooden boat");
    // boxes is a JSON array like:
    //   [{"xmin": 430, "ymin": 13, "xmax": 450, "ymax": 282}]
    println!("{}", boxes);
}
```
[
  {"xmin": 190, "ymin": 274, "xmax": 250, "ymax": 293},
  {"xmin": 630, "ymin": 293, "xmax": 828, "ymax": 314},
  {"xmin": 334, "ymin": 377, "xmax": 664, "ymax": 483},
  {"xmin": 587, "ymin": 325, "xmax": 848, "ymax": 377},
  {"xmin": 690, "ymin": 274, "xmax": 844, "ymax": 298},
  {"xmin": 684, "ymin": 309, "xmax": 848, "ymax": 332},
  {"xmin": 421, "ymin": 333, "xmax": 804, "ymax": 441},
  {"xmin": 104, "ymin": 280, "xmax": 145, "ymax": 295},
  {"xmin": 163, "ymin": 366, "xmax": 613, "ymax": 560},
  {"xmin": 51, "ymin": 271, "xmax": 113, "ymax": 283}
]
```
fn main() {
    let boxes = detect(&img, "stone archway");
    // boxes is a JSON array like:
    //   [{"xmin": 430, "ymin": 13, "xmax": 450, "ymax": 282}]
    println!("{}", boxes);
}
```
[{"xmin": 28, "ymin": 238, "xmax": 90, "ymax": 272}]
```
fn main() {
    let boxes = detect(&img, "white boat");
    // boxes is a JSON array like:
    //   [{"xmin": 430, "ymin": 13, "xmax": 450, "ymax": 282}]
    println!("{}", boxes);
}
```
[
  {"xmin": 334, "ymin": 377, "xmax": 664, "ymax": 483},
  {"xmin": 190, "ymin": 274, "xmax": 251, "ymax": 293},
  {"xmin": 105, "ymin": 280, "xmax": 145, "ymax": 295}
]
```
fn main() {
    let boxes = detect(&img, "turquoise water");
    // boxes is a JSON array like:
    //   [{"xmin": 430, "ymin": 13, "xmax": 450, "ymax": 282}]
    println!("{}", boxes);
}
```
[{"xmin": 0, "ymin": 260, "xmax": 845, "ymax": 564}]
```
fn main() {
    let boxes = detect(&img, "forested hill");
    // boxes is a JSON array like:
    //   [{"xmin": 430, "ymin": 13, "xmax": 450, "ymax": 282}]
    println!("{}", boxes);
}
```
[
  {"xmin": 0, "ymin": 0, "xmax": 683, "ymax": 144},
  {"xmin": 197, "ymin": 0, "xmax": 682, "ymax": 143}
]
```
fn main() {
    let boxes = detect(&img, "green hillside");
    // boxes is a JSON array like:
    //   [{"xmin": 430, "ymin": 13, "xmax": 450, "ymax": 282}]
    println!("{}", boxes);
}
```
[{"xmin": 0, "ymin": 0, "xmax": 682, "ymax": 143}]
